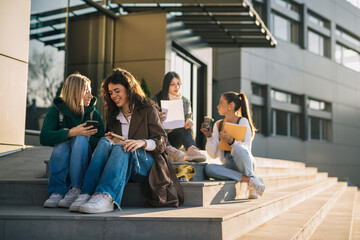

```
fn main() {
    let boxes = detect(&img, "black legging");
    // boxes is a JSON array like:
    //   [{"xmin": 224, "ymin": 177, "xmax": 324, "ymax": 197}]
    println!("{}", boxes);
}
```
[{"xmin": 167, "ymin": 127, "xmax": 196, "ymax": 151}]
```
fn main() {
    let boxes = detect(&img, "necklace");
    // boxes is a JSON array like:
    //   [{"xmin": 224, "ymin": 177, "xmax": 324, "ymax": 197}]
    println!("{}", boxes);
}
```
[{"xmin": 123, "ymin": 109, "xmax": 132, "ymax": 117}]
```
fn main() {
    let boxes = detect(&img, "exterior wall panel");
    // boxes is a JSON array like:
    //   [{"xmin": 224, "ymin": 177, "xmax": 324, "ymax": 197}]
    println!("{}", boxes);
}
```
[
  {"xmin": 0, "ymin": 0, "xmax": 30, "ymax": 146},
  {"xmin": 214, "ymin": 0, "xmax": 360, "ymax": 185}
]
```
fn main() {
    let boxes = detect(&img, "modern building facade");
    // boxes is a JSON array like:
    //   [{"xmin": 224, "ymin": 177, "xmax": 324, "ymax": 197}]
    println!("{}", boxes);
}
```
[
  {"xmin": 1, "ymin": 0, "xmax": 359, "ymax": 186},
  {"xmin": 213, "ymin": 0, "xmax": 360, "ymax": 185}
]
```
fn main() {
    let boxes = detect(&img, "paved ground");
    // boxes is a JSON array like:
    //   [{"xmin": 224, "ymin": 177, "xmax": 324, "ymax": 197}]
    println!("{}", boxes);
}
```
[{"xmin": 0, "ymin": 146, "xmax": 52, "ymax": 180}]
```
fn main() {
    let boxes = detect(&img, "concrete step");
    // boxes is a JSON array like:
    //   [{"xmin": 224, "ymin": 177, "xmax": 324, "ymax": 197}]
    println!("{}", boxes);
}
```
[
  {"xmin": 44, "ymin": 157, "xmax": 310, "ymax": 180},
  {"xmin": 309, "ymin": 186, "xmax": 358, "ymax": 240},
  {"xmin": 351, "ymin": 190, "xmax": 360, "ymax": 240},
  {"xmin": 254, "ymin": 166, "xmax": 318, "ymax": 177},
  {"xmin": 0, "ymin": 170, "xmax": 329, "ymax": 207},
  {"xmin": 263, "ymin": 172, "xmax": 328, "ymax": 191},
  {"xmin": 0, "ymin": 179, "xmax": 239, "ymax": 207},
  {"xmin": 255, "ymin": 157, "xmax": 306, "ymax": 169},
  {"xmin": 0, "ymin": 177, "xmax": 338, "ymax": 240},
  {"xmin": 239, "ymin": 182, "xmax": 348, "ymax": 240}
]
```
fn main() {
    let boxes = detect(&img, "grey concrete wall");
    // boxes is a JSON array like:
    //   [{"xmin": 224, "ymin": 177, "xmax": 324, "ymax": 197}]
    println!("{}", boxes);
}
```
[{"xmin": 214, "ymin": 0, "xmax": 360, "ymax": 185}]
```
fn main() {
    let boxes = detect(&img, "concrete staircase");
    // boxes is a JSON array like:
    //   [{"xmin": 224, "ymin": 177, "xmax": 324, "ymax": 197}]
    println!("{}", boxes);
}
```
[{"xmin": 0, "ymin": 149, "xmax": 359, "ymax": 240}]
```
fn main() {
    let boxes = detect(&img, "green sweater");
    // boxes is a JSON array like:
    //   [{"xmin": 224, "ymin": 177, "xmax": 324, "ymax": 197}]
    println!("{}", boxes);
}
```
[{"xmin": 40, "ymin": 97, "xmax": 104, "ymax": 149}]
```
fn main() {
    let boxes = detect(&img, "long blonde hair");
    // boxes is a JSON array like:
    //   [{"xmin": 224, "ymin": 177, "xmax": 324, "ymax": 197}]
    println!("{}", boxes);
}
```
[{"xmin": 60, "ymin": 73, "xmax": 91, "ymax": 118}]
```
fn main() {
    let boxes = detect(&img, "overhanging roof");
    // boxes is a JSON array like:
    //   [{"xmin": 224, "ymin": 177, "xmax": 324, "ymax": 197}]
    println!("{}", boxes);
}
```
[
  {"xmin": 113, "ymin": 0, "xmax": 277, "ymax": 48},
  {"xmin": 30, "ymin": 0, "xmax": 276, "ymax": 50}
]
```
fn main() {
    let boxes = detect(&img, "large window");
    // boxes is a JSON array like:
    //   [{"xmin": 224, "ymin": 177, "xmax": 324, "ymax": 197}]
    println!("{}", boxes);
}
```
[
  {"xmin": 272, "ymin": 13, "xmax": 299, "ymax": 44},
  {"xmin": 307, "ymin": 11, "xmax": 330, "ymax": 58},
  {"xmin": 308, "ymin": 11, "xmax": 330, "ymax": 29},
  {"xmin": 309, "ymin": 117, "xmax": 331, "ymax": 141},
  {"xmin": 336, "ymin": 28, "xmax": 360, "ymax": 48},
  {"xmin": 170, "ymin": 49, "xmax": 202, "ymax": 137},
  {"xmin": 308, "ymin": 98, "xmax": 332, "ymax": 141},
  {"xmin": 252, "ymin": 105, "xmax": 264, "ymax": 134},
  {"xmin": 308, "ymin": 98, "xmax": 331, "ymax": 112},
  {"xmin": 273, "ymin": 0, "xmax": 299, "ymax": 13},
  {"xmin": 271, "ymin": 89, "xmax": 300, "ymax": 104},
  {"xmin": 27, "ymin": 0, "xmax": 115, "ymax": 132},
  {"xmin": 272, "ymin": 110, "xmax": 300, "ymax": 138},
  {"xmin": 308, "ymin": 30, "xmax": 329, "ymax": 57},
  {"xmin": 335, "ymin": 44, "xmax": 360, "ymax": 72}
]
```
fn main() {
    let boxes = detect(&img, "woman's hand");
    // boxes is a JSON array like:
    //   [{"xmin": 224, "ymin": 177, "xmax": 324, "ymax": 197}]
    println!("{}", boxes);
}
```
[
  {"xmin": 68, "ymin": 123, "xmax": 98, "ymax": 138},
  {"xmin": 200, "ymin": 123, "xmax": 212, "ymax": 138},
  {"xmin": 159, "ymin": 111, "xmax": 167, "ymax": 122},
  {"xmin": 219, "ymin": 128, "xmax": 233, "ymax": 144},
  {"xmin": 121, "ymin": 139, "xmax": 146, "ymax": 152},
  {"xmin": 184, "ymin": 118, "xmax": 193, "ymax": 129},
  {"xmin": 105, "ymin": 132, "xmax": 115, "ymax": 144}
]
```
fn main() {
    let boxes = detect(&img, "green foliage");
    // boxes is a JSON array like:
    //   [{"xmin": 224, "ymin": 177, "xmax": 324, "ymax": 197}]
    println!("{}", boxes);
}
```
[{"xmin": 141, "ymin": 77, "xmax": 152, "ymax": 98}]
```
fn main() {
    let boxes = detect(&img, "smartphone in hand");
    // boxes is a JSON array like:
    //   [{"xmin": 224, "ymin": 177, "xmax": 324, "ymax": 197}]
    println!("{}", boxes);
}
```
[{"xmin": 85, "ymin": 120, "xmax": 99, "ymax": 130}]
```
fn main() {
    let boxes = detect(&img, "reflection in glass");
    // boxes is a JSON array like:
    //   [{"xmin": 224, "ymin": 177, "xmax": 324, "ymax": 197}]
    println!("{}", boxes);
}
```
[
  {"xmin": 273, "ymin": 14, "xmax": 289, "ymax": 41},
  {"xmin": 27, "ymin": 0, "xmax": 68, "ymax": 130},
  {"xmin": 275, "ymin": 110, "xmax": 288, "ymax": 136},
  {"xmin": 308, "ymin": 30, "xmax": 328, "ymax": 57},
  {"xmin": 310, "ymin": 117, "xmax": 320, "ymax": 140},
  {"xmin": 290, "ymin": 114, "xmax": 299, "ymax": 138},
  {"xmin": 343, "ymin": 48, "xmax": 360, "ymax": 72},
  {"xmin": 252, "ymin": 105, "xmax": 263, "ymax": 134},
  {"xmin": 335, "ymin": 44, "xmax": 342, "ymax": 64},
  {"xmin": 335, "ymin": 43, "xmax": 360, "ymax": 72},
  {"xmin": 322, "ymin": 120, "xmax": 331, "ymax": 141}
]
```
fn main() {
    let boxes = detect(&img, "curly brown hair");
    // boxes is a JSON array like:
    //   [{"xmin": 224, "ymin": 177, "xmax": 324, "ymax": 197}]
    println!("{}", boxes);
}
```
[{"xmin": 101, "ymin": 68, "xmax": 157, "ymax": 123}]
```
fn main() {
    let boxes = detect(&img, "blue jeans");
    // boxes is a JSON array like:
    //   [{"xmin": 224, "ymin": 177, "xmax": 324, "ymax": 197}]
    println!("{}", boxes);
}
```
[
  {"xmin": 47, "ymin": 136, "xmax": 91, "ymax": 196},
  {"xmin": 205, "ymin": 145, "xmax": 257, "ymax": 181},
  {"xmin": 81, "ymin": 137, "xmax": 154, "ymax": 208},
  {"xmin": 167, "ymin": 127, "xmax": 196, "ymax": 150}
]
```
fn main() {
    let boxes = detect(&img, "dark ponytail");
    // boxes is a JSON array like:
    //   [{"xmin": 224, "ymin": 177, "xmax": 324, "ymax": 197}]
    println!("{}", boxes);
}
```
[{"xmin": 222, "ymin": 91, "xmax": 257, "ymax": 139}]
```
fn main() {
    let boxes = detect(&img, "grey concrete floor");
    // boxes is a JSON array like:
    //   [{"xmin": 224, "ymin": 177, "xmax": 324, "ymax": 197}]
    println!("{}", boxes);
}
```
[{"xmin": 0, "ymin": 146, "xmax": 52, "ymax": 180}]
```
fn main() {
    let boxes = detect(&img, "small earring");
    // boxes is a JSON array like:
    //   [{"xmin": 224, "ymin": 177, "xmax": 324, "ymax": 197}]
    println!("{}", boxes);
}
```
[{"xmin": 228, "ymin": 108, "xmax": 231, "ymax": 111}]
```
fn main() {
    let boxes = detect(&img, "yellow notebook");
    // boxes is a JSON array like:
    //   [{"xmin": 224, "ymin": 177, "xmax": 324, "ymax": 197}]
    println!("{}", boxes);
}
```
[{"xmin": 218, "ymin": 122, "xmax": 247, "ymax": 151}]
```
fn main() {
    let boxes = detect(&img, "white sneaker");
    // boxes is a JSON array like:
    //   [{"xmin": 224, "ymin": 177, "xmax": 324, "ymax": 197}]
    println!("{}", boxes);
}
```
[
  {"xmin": 166, "ymin": 146, "xmax": 185, "ymax": 162},
  {"xmin": 184, "ymin": 146, "xmax": 206, "ymax": 163},
  {"xmin": 69, "ymin": 193, "xmax": 91, "ymax": 212},
  {"xmin": 248, "ymin": 186, "xmax": 259, "ymax": 199},
  {"xmin": 79, "ymin": 193, "xmax": 114, "ymax": 214},
  {"xmin": 249, "ymin": 177, "xmax": 265, "ymax": 196},
  {"xmin": 58, "ymin": 187, "xmax": 81, "ymax": 208},
  {"xmin": 43, "ymin": 193, "xmax": 63, "ymax": 208}
]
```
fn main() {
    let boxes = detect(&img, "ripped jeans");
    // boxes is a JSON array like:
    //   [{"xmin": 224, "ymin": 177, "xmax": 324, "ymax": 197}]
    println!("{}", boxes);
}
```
[{"xmin": 81, "ymin": 137, "xmax": 154, "ymax": 207}]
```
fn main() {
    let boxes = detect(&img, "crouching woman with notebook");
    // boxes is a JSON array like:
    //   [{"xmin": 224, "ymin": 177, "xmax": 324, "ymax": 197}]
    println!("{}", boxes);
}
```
[{"xmin": 200, "ymin": 91, "xmax": 265, "ymax": 199}]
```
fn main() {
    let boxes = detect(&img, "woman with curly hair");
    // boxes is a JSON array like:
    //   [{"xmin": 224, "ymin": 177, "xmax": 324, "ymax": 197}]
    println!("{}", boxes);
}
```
[{"xmin": 70, "ymin": 68, "xmax": 183, "ymax": 213}]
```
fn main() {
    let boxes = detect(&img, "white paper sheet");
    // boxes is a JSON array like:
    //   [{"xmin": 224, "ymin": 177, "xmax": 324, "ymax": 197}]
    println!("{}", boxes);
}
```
[{"xmin": 161, "ymin": 99, "xmax": 185, "ymax": 130}]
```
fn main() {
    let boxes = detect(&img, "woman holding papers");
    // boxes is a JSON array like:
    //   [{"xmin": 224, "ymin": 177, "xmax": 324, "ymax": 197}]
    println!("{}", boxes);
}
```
[
  {"xmin": 201, "ymin": 91, "xmax": 265, "ymax": 199},
  {"xmin": 152, "ymin": 71, "xmax": 206, "ymax": 162},
  {"xmin": 70, "ymin": 68, "xmax": 183, "ymax": 213},
  {"xmin": 41, "ymin": 73, "xmax": 104, "ymax": 208}
]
